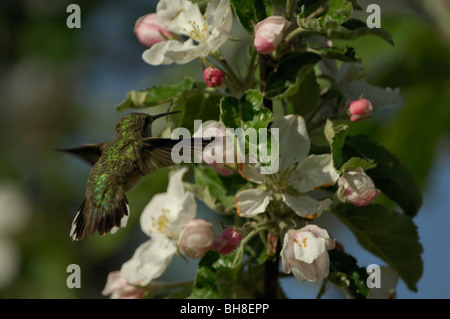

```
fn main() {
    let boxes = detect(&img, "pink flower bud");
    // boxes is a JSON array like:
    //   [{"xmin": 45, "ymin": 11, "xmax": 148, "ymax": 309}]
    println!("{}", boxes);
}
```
[
  {"xmin": 178, "ymin": 219, "xmax": 215, "ymax": 259},
  {"xmin": 134, "ymin": 13, "xmax": 172, "ymax": 47},
  {"xmin": 102, "ymin": 271, "xmax": 146, "ymax": 299},
  {"xmin": 337, "ymin": 167, "xmax": 380, "ymax": 206},
  {"xmin": 253, "ymin": 16, "xmax": 290, "ymax": 54},
  {"xmin": 348, "ymin": 98, "xmax": 373, "ymax": 122},
  {"xmin": 211, "ymin": 228, "xmax": 242, "ymax": 255},
  {"xmin": 203, "ymin": 66, "xmax": 225, "ymax": 87}
]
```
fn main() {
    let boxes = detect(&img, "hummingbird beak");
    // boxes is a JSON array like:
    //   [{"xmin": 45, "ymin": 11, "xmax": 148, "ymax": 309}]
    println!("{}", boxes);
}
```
[{"xmin": 150, "ymin": 111, "xmax": 180, "ymax": 122}]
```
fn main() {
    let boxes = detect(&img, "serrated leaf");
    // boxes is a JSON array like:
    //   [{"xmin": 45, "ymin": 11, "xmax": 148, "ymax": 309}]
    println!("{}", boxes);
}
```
[
  {"xmin": 230, "ymin": 0, "xmax": 273, "ymax": 32},
  {"xmin": 328, "ymin": 249, "xmax": 370, "ymax": 299},
  {"xmin": 339, "ymin": 18, "xmax": 394, "ymax": 45},
  {"xmin": 168, "ymin": 89, "xmax": 223, "ymax": 133},
  {"xmin": 190, "ymin": 251, "xmax": 239, "ymax": 299},
  {"xmin": 331, "ymin": 204, "xmax": 423, "ymax": 292},
  {"xmin": 220, "ymin": 89, "xmax": 272, "ymax": 130},
  {"xmin": 291, "ymin": 69, "xmax": 320, "ymax": 117},
  {"xmin": 115, "ymin": 77, "xmax": 196, "ymax": 112},
  {"xmin": 324, "ymin": 120, "xmax": 349, "ymax": 169},
  {"xmin": 342, "ymin": 135, "xmax": 423, "ymax": 217},
  {"xmin": 265, "ymin": 52, "xmax": 321, "ymax": 99},
  {"xmin": 298, "ymin": 0, "xmax": 352, "ymax": 32},
  {"xmin": 341, "ymin": 157, "xmax": 376, "ymax": 172}
]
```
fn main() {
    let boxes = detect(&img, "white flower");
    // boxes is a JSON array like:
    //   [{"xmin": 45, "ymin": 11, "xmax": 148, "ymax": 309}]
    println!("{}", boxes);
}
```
[
  {"xmin": 234, "ymin": 115, "xmax": 339, "ymax": 218},
  {"xmin": 142, "ymin": 0, "xmax": 232, "ymax": 65},
  {"xmin": 140, "ymin": 167, "xmax": 197, "ymax": 240},
  {"xmin": 280, "ymin": 225, "xmax": 335, "ymax": 282},
  {"xmin": 120, "ymin": 236, "xmax": 177, "ymax": 286},
  {"xmin": 120, "ymin": 167, "xmax": 196, "ymax": 285}
]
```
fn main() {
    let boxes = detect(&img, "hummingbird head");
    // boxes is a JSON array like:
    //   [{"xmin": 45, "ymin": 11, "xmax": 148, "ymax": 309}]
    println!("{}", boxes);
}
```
[{"xmin": 115, "ymin": 111, "xmax": 179, "ymax": 138}]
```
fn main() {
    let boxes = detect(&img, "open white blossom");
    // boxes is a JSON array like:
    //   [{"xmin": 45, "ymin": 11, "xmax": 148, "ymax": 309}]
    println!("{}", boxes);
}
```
[
  {"xmin": 120, "ymin": 167, "xmax": 196, "ymax": 285},
  {"xmin": 234, "ymin": 115, "xmax": 339, "ymax": 218},
  {"xmin": 143, "ymin": 0, "xmax": 232, "ymax": 65}
]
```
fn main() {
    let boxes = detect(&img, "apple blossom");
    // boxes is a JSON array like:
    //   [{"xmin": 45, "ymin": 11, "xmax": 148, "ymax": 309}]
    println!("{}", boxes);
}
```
[
  {"xmin": 134, "ymin": 13, "xmax": 172, "ymax": 47},
  {"xmin": 142, "ymin": 0, "xmax": 232, "ymax": 65},
  {"xmin": 178, "ymin": 219, "xmax": 216, "ymax": 259},
  {"xmin": 102, "ymin": 271, "xmax": 147, "ymax": 299},
  {"xmin": 120, "ymin": 167, "xmax": 197, "ymax": 285},
  {"xmin": 337, "ymin": 167, "xmax": 380, "ymax": 206},
  {"xmin": 280, "ymin": 225, "xmax": 335, "ymax": 282},
  {"xmin": 234, "ymin": 115, "xmax": 339, "ymax": 219},
  {"xmin": 348, "ymin": 98, "xmax": 373, "ymax": 122},
  {"xmin": 211, "ymin": 228, "xmax": 242, "ymax": 255},
  {"xmin": 254, "ymin": 16, "xmax": 290, "ymax": 54},
  {"xmin": 203, "ymin": 66, "xmax": 225, "ymax": 87}
]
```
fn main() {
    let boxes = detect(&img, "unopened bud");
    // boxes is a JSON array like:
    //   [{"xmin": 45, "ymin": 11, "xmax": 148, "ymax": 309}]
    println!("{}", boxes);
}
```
[
  {"xmin": 134, "ymin": 13, "xmax": 172, "ymax": 47},
  {"xmin": 178, "ymin": 219, "xmax": 215, "ymax": 259},
  {"xmin": 203, "ymin": 66, "xmax": 225, "ymax": 87},
  {"xmin": 253, "ymin": 16, "xmax": 290, "ymax": 54},
  {"xmin": 337, "ymin": 167, "xmax": 380, "ymax": 206},
  {"xmin": 211, "ymin": 228, "xmax": 242, "ymax": 255},
  {"xmin": 348, "ymin": 98, "xmax": 373, "ymax": 122}
]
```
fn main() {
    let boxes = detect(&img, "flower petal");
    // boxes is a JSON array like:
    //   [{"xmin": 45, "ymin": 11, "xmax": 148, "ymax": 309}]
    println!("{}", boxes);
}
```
[
  {"xmin": 120, "ymin": 237, "xmax": 176, "ymax": 286},
  {"xmin": 205, "ymin": 0, "xmax": 232, "ymax": 51},
  {"xmin": 271, "ymin": 115, "xmax": 310, "ymax": 171},
  {"xmin": 143, "ymin": 39, "xmax": 208, "ymax": 65},
  {"xmin": 157, "ymin": 0, "xmax": 204, "ymax": 36},
  {"xmin": 234, "ymin": 188, "xmax": 272, "ymax": 218},
  {"xmin": 282, "ymin": 193, "xmax": 332, "ymax": 218},
  {"xmin": 290, "ymin": 154, "xmax": 339, "ymax": 193}
]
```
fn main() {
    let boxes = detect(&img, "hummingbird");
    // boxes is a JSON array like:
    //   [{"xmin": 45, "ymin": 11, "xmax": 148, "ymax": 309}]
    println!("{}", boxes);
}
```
[{"xmin": 62, "ymin": 111, "xmax": 206, "ymax": 241}]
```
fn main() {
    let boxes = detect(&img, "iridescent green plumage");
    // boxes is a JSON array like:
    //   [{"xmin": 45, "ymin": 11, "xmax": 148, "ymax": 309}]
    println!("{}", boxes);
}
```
[{"xmin": 67, "ymin": 112, "xmax": 183, "ymax": 241}]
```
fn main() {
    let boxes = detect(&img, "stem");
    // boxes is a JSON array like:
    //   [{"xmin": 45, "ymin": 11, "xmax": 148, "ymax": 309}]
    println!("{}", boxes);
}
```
[
  {"xmin": 244, "ymin": 49, "xmax": 258, "ymax": 90},
  {"xmin": 211, "ymin": 51, "xmax": 244, "ymax": 88},
  {"xmin": 259, "ymin": 54, "xmax": 274, "ymax": 111},
  {"xmin": 316, "ymin": 279, "xmax": 328, "ymax": 299},
  {"xmin": 263, "ymin": 237, "xmax": 281, "ymax": 299},
  {"xmin": 232, "ymin": 224, "xmax": 272, "ymax": 269},
  {"xmin": 286, "ymin": 0, "xmax": 297, "ymax": 22}
]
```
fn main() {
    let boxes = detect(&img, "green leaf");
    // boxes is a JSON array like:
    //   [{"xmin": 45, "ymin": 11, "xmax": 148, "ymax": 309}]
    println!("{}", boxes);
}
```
[
  {"xmin": 190, "ymin": 256, "xmax": 221, "ymax": 299},
  {"xmin": 298, "ymin": 0, "xmax": 353, "ymax": 32},
  {"xmin": 184, "ymin": 165, "xmax": 251, "ymax": 215},
  {"xmin": 342, "ymin": 135, "xmax": 423, "ymax": 217},
  {"xmin": 190, "ymin": 251, "xmax": 239, "ymax": 299},
  {"xmin": 313, "ymin": 46, "xmax": 359, "ymax": 62},
  {"xmin": 331, "ymin": 204, "xmax": 423, "ymax": 292},
  {"xmin": 339, "ymin": 19, "xmax": 394, "ymax": 45},
  {"xmin": 340, "ymin": 157, "xmax": 376, "ymax": 173},
  {"xmin": 220, "ymin": 89, "xmax": 272, "ymax": 130},
  {"xmin": 328, "ymin": 249, "xmax": 370, "ymax": 299},
  {"xmin": 230, "ymin": 0, "xmax": 273, "ymax": 32},
  {"xmin": 168, "ymin": 89, "xmax": 223, "ymax": 133},
  {"xmin": 324, "ymin": 119, "xmax": 348, "ymax": 169},
  {"xmin": 291, "ymin": 69, "xmax": 320, "ymax": 117},
  {"xmin": 265, "ymin": 52, "xmax": 321, "ymax": 100},
  {"xmin": 115, "ymin": 77, "xmax": 196, "ymax": 112}
]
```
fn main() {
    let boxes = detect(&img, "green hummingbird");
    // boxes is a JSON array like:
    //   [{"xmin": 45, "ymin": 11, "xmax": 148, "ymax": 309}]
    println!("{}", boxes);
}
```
[{"xmin": 63, "ymin": 111, "xmax": 204, "ymax": 241}]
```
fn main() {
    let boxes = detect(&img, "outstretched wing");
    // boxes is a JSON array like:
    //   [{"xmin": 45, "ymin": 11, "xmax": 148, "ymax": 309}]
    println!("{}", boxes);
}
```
[
  {"xmin": 137, "ymin": 137, "xmax": 216, "ymax": 175},
  {"xmin": 59, "ymin": 142, "xmax": 109, "ymax": 166}
]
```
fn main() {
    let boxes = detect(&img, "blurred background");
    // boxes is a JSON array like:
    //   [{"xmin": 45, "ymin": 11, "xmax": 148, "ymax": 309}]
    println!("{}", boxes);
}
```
[{"xmin": 0, "ymin": 0, "xmax": 448, "ymax": 299}]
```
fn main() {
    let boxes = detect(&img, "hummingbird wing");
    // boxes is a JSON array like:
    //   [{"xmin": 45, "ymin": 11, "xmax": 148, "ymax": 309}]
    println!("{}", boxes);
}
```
[
  {"xmin": 59, "ymin": 143, "xmax": 109, "ymax": 166},
  {"xmin": 138, "ymin": 137, "xmax": 214, "ymax": 175}
]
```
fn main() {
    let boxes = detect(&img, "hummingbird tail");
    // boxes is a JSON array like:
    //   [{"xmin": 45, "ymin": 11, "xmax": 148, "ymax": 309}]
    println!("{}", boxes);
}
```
[{"xmin": 70, "ymin": 187, "xmax": 130, "ymax": 241}]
